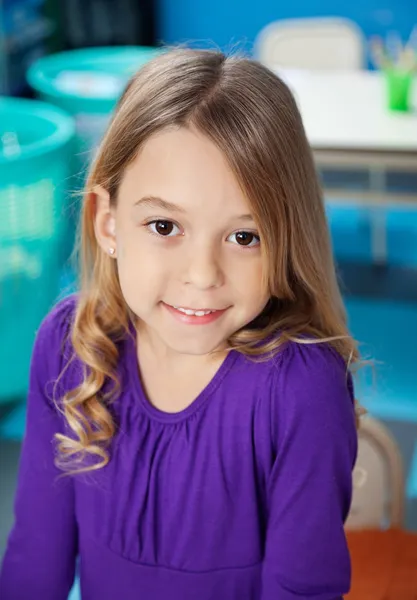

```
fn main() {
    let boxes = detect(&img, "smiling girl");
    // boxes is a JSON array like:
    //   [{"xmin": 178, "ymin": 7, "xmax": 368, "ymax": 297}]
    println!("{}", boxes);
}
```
[{"xmin": 1, "ymin": 49, "xmax": 359, "ymax": 600}]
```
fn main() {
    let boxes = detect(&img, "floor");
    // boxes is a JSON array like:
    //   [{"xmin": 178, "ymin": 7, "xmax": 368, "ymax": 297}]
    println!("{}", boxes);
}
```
[{"xmin": 0, "ymin": 438, "xmax": 20, "ymax": 555}]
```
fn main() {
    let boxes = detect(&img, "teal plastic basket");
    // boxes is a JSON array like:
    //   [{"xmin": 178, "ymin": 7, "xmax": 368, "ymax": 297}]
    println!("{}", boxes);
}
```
[
  {"xmin": 0, "ymin": 97, "xmax": 75, "ymax": 402},
  {"xmin": 27, "ymin": 46, "xmax": 164, "ymax": 259},
  {"xmin": 27, "ymin": 46, "xmax": 164, "ymax": 170}
]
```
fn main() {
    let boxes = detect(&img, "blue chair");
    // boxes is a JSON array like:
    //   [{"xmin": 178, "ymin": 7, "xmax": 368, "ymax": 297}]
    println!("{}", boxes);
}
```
[{"xmin": 407, "ymin": 443, "xmax": 417, "ymax": 501}]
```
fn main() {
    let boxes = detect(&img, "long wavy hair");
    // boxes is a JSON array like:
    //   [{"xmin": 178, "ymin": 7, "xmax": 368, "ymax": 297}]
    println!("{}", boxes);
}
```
[{"xmin": 55, "ymin": 48, "xmax": 360, "ymax": 473}]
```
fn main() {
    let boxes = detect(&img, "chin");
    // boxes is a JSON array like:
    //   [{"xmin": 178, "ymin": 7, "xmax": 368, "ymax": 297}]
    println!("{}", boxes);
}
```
[{"xmin": 162, "ymin": 333, "xmax": 228, "ymax": 357}]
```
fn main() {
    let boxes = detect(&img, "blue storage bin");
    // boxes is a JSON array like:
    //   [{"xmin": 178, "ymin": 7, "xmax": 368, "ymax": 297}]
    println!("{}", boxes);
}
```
[
  {"xmin": 0, "ymin": 97, "xmax": 75, "ymax": 402},
  {"xmin": 27, "ymin": 46, "xmax": 164, "ymax": 170}
]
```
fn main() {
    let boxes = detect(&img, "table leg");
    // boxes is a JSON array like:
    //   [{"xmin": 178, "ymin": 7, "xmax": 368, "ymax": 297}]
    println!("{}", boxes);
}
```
[{"xmin": 369, "ymin": 167, "xmax": 387, "ymax": 266}]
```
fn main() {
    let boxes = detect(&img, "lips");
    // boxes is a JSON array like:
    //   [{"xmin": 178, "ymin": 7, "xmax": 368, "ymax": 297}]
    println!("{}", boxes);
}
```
[
  {"xmin": 171, "ymin": 306, "xmax": 217, "ymax": 317},
  {"xmin": 162, "ymin": 302, "xmax": 229, "ymax": 325}
]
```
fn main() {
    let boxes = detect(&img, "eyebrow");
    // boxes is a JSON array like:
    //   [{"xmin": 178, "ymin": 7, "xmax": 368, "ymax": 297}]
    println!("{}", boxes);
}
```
[
  {"xmin": 134, "ymin": 195, "xmax": 186, "ymax": 213},
  {"xmin": 134, "ymin": 195, "xmax": 255, "ymax": 222}
]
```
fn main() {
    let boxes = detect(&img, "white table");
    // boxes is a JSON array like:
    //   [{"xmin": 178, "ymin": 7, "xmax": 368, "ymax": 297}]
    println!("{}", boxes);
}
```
[{"xmin": 275, "ymin": 69, "xmax": 417, "ymax": 262}]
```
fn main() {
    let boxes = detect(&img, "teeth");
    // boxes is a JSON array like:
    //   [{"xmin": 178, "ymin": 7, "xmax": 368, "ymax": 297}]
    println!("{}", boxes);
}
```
[{"xmin": 173, "ymin": 306, "xmax": 214, "ymax": 316}]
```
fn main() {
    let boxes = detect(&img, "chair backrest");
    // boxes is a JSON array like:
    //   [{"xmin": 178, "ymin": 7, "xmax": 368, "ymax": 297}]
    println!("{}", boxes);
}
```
[
  {"xmin": 345, "ymin": 416, "xmax": 405, "ymax": 530},
  {"xmin": 255, "ymin": 17, "xmax": 366, "ymax": 71}
]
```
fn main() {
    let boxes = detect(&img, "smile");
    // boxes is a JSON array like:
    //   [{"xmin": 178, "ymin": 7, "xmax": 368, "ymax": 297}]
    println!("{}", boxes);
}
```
[
  {"xmin": 172, "ymin": 306, "xmax": 216, "ymax": 317},
  {"xmin": 162, "ymin": 302, "xmax": 228, "ymax": 325}
]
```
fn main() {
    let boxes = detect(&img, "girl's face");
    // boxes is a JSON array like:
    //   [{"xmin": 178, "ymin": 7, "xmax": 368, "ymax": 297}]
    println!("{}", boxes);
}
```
[{"xmin": 95, "ymin": 127, "xmax": 269, "ymax": 357}]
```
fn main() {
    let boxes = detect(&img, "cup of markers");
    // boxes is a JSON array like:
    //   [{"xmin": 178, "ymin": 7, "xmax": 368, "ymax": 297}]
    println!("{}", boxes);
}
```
[
  {"xmin": 385, "ymin": 70, "xmax": 413, "ymax": 112},
  {"xmin": 370, "ymin": 26, "xmax": 417, "ymax": 112}
]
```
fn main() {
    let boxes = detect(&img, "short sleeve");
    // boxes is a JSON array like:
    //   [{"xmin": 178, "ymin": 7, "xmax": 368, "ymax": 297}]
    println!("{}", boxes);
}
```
[
  {"xmin": 0, "ymin": 295, "xmax": 79, "ymax": 600},
  {"xmin": 261, "ymin": 343, "xmax": 358, "ymax": 600}
]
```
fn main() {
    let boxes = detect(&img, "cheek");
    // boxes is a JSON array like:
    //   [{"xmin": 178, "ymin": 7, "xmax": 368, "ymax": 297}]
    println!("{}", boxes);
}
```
[
  {"xmin": 115, "ymin": 234, "xmax": 172, "ymax": 301},
  {"xmin": 229, "ymin": 254, "xmax": 267, "ymax": 306}
]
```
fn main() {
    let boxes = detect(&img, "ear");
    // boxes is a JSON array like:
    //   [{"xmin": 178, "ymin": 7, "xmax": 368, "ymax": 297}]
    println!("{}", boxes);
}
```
[{"xmin": 93, "ymin": 185, "xmax": 117, "ymax": 257}]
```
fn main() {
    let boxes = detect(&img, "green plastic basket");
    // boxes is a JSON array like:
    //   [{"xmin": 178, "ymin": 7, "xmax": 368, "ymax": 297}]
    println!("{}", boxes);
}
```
[
  {"xmin": 27, "ymin": 46, "xmax": 164, "ymax": 170},
  {"xmin": 0, "ymin": 97, "xmax": 75, "ymax": 402}
]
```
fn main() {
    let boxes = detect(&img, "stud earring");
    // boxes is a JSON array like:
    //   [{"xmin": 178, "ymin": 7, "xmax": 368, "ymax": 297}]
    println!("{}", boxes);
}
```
[{"xmin": 109, "ymin": 247, "xmax": 115, "ymax": 256}]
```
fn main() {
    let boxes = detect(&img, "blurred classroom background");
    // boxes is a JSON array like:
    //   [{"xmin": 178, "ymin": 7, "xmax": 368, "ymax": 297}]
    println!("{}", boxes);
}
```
[{"xmin": 1, "ymin": 0, "xmax": 417, "ymax": 597}]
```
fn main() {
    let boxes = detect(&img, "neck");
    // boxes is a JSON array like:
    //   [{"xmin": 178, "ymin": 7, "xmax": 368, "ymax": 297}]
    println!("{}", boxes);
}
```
[{"xmin": 136, "ymin": 322, "xmax": 227, "ymax": 371}]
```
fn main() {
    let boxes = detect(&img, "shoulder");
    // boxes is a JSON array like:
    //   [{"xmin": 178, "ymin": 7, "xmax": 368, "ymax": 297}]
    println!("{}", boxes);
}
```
[
  {"xmin": 34, "ymin": 294, "xmax": 78, "ymax": 352},
  {"xmin": 271, "ymin": 341, "xmax": 357, "ymax": 453},
  {"xmin": 273, "ymin": 339, "xmax": 353, "ymax": 398},
  {"xmin": 31, "ymin": 294, "xmax": 79, "ymax": 385},
  {"xmin": 241, "ymin": 340, "xmax": 356, "ymax": 441},
  {"xmin": 240, "ymin": 338, "xmax": 352, "ymax": 395}
]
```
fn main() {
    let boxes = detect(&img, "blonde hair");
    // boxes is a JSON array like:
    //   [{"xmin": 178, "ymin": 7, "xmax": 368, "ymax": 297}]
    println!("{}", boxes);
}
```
[{"xmin": 56, "ymin": 48, "xmax": 360, "ymax": 472}]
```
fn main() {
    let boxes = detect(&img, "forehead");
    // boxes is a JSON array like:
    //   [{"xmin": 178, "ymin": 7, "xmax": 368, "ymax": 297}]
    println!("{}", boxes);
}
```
[{"xmin": 119, "ymin": 126, "xmax": 252, "ymax": 216}]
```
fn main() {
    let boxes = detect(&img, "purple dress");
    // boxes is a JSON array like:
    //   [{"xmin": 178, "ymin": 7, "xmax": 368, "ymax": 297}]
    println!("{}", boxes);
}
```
[{"xmin": 0, "ymin": 295, "xmax": 357, "ymax": 600}]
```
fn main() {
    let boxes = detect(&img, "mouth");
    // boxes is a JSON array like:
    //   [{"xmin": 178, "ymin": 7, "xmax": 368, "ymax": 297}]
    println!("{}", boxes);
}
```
[
  {"xmin": 171, "ymin": 305, "xmax": 218, "ymax": 317},
  {"xmin": 162, "ymin": 302, "xmax": 229, "ymax": 325}
]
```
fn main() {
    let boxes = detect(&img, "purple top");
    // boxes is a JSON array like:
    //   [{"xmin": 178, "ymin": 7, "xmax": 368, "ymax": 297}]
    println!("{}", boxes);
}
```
[{"xmin": 0, "ymin": 296, "xmax": 357, "ymax": 600}]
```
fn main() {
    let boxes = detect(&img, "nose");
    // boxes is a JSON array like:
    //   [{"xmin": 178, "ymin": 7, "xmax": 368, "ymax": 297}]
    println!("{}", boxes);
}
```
[{"xmin": 181, "ymin": 243, "xmax": 224, "ymax": 290}]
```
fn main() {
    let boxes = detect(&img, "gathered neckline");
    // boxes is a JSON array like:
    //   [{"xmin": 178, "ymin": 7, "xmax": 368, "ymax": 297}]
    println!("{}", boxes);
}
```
[{"xmin": 125, "ymin": 331, "xmax": 240, "ymax": 424}]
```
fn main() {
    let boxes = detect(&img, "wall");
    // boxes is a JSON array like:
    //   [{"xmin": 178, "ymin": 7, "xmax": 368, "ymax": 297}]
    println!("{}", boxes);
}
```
[{"xmin": 158, "ymin": 0, "xmax": 416, "ymax": 53}]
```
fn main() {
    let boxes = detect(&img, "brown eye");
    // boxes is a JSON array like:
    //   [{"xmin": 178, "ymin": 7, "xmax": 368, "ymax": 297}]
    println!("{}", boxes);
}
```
[
  {"xmin": 236, "ymin": 232, "xmax": 253, "ymax": 246},
  {"xmin": 147, "ymin": 220, "xmax": 180, "ymax": 237},
  {"xmin": 229, "ymin": 231, "xmax": 260, "ymax": 247},
  {"xmin": 155, "ymin": 221, "xmax": 173, "ymax": 235}
]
